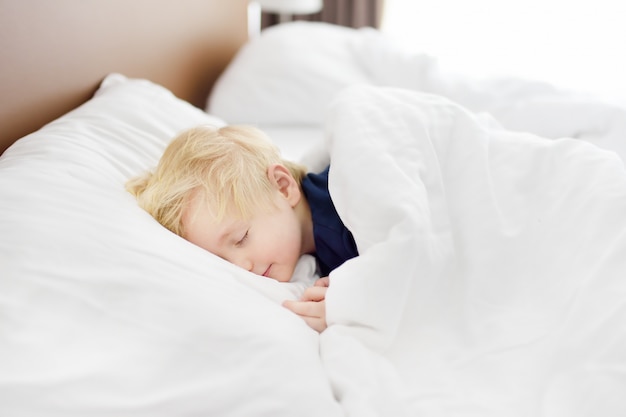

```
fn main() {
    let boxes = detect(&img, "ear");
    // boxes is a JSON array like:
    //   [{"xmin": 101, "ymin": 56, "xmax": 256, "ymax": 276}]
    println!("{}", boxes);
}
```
[{"xmin": 267, "ymin": 164, "xmax": 301, "ymax": 207}]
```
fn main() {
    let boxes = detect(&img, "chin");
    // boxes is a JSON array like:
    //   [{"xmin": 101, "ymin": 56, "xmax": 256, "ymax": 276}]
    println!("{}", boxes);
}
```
[
  {"xmin": 272, "ymin": 270, "xmax": 294, "ymax": 283},
  {"xmin": 267, "ymin": 263, "xmax": 298, "ymax": 283},
  {"xmin": 273, "ymin": 275, "xmax": 292, "ymax": 283}
]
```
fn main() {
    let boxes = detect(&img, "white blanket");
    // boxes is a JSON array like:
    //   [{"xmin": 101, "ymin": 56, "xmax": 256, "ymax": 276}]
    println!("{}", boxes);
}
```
[{"xmin": 315, "ymin": 85, "xmax": 626, "ymax": 416}]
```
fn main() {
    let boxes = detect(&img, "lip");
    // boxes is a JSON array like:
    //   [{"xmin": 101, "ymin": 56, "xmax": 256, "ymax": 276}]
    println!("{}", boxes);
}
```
[{"xmin": 262, "ymin": 265, "xmax": 272, "ymax": 277}]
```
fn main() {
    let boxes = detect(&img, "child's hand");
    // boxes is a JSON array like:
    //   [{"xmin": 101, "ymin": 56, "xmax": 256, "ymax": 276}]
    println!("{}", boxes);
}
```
[
  {"xmin": 314, "ymin": 276, "xmax": 330, "ymax": 288},
  {"xmin": 283, "ymin": 276, "xmax": 329, "ymax": 333}
]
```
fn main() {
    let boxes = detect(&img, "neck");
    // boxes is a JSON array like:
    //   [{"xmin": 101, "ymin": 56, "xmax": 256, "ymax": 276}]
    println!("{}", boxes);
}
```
[{"xmin": 296, "ymin": 197, "xmax": 315, "ymax": 255}]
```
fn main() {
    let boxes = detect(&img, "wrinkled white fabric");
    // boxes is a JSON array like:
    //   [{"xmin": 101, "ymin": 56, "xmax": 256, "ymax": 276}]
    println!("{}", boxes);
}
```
[
  {"xmin": 209, "ymin": 22, "xmax": 626, "ymax": 163},
  {"xmin": 315, "ymin": 85, "xmax": 626, "ymax": 416}
]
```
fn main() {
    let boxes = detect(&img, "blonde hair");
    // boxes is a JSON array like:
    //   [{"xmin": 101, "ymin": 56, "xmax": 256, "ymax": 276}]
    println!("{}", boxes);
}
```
[{"xmin": 126, "ymin": 125, "xmax": 307, "ymax": 237}]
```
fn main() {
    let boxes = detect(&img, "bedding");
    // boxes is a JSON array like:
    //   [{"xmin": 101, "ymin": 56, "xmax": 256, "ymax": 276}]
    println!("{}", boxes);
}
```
[
  {"xmin": 0, "ymin": 74, "xmax": 342, "ymax": 417},
  {"xmin": 209, "ymin": 21, "xmax": 626, "ymax": 163},
  {"xmin": 208, "ymin": 22, "xmax": 626, "ymax": 415},
  {"xmin": 312, "ymin": 85, "xmax": 626, "ymax": 416},
  {"xmin": 3, "ymin": 18, "xmax": 626, "ymax": 417},
  {"xmin": 261, "ymin": 125, "xmax": 325, "ymax": 163}
]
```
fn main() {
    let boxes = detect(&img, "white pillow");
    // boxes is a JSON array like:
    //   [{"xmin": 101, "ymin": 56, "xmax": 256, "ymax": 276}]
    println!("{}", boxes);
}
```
[
  {"xmin": 0, "ymin": 74, "xmax": 341, "ymax": 416},
  {"xmin": 208, "ymin": 22, "xmax": 377, "ymax": 125}
]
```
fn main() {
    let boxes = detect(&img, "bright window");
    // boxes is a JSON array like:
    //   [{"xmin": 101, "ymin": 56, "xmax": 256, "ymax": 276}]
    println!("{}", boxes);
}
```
[{"xmin": 380, "ymin": 0, "xmax": 626, "ymax": 100}]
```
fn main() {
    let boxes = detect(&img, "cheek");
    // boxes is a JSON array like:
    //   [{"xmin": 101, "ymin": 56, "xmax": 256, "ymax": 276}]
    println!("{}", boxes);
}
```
[
  {"xmin": 283, "ymin": 218, "xmax": 303, "ymax": 258},
  {"xmin": 266, "ymin": 219, "xmax": 299, "ymax": 258}
]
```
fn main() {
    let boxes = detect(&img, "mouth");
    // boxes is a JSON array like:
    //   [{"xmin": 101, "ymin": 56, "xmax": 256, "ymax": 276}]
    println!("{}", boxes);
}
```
[{"xmin": 262, "ymin": 265, "xmax": 272, "ymax": 278}]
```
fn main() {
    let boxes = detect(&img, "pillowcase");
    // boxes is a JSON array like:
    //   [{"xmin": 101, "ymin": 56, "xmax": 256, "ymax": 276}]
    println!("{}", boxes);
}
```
[
  {"xmin": 208, "ymin": 22, "xmax": 379, "ymax": 125},
  {"xmin": 0, "ymin": 74, "xmax": 341, "ymax": 416},
  {"xmin": 208, "ymin": 21, "xmax": 440, "ymax": 127}
]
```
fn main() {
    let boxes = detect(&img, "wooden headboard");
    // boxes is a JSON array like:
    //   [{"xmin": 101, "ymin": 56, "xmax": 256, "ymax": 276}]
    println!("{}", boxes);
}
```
[{"xmin": 0, "ymin": 0, "xmax": 249, "ymax": 155}]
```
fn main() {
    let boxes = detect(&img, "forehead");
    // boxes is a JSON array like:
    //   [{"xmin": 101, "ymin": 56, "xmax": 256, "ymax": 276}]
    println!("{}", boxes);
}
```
[{"xmin": 183, "ymin": 186, "xmax": 246, "ymax": 225}]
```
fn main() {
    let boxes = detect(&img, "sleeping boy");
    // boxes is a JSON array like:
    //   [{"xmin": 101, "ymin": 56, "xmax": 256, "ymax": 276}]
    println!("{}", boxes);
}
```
[{"xmin": 126, "ymin": 125, "xmax": 358, "ymax": 332}]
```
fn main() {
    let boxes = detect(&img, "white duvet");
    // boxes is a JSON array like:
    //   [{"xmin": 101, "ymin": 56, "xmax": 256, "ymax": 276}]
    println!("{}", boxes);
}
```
[{"xmin": 313, "ymin": 85, "xmax": 626, "ymax": 416}]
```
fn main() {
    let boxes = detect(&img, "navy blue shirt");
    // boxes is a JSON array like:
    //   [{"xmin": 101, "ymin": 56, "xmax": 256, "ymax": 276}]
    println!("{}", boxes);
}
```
[{"xmin": 301, "ymin": 166, "xmax": 359, "ymax": 276}]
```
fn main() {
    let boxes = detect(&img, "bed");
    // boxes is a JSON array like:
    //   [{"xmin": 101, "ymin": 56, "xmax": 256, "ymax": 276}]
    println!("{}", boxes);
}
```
[{"xmin": 2, "ymin": 2, "xmax": 626, "ymax": 416}]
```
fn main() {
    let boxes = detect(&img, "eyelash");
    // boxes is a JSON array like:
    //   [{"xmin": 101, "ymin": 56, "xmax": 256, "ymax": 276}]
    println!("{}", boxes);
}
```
[{"xmin": 236, "ymin": 230, "xmax": 249, "ymax": 246}]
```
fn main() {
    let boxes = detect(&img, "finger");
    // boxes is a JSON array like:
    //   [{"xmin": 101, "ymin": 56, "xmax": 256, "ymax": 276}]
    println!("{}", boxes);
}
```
[
  {"xmin": 282, "ymin": 300, "xmax": 327, "ymax": 333},
  {"xmin": 301, "ymin": 286, "xmax": 327, "ymax": 302},
  {"xmin": 283, "ymin": 299, "xmax": 325, "ymax": 318},
  {"xmin": 314, "ymin": 277, "xmax": 330, "ymax": 287}
]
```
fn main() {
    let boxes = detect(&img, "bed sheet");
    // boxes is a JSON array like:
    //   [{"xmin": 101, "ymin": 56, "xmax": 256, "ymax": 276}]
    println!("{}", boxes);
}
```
[{"xmin": 261, "ymin": 125, "xmax": 325, "ymax": 167}]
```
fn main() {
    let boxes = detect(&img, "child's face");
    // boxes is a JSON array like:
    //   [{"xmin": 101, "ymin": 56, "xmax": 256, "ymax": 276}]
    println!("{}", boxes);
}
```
[{"xmin": 182, "ymin": 188, "xmax": 304, "ymax": 283}]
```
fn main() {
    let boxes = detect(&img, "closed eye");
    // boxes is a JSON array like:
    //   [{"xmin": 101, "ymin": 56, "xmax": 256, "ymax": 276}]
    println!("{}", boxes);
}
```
[{"xmin": 236, "ymin": 230, "xmax": 249, "ymax": 247}]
